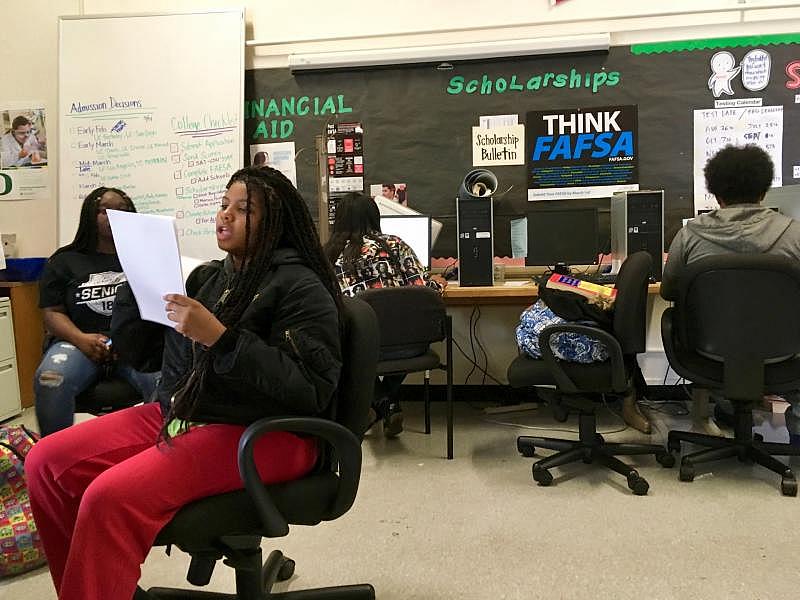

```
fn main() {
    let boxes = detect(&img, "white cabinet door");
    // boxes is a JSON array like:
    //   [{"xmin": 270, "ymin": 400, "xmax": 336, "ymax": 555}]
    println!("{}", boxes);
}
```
[
  {"xmin": 0, "ymin": 298, "xmax": 14, "ymax": 362},
  {"xmin": 0, "ymin": 359, "xmax": 21, "ymax": 422}
]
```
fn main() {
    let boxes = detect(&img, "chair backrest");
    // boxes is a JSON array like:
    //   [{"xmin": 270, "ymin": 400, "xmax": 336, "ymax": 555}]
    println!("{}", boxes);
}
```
[
  {"xmin": 357, "ymin": 286, "xmax": 446, "ymax": 357},
  {"xmin": 611, "ymin": 251, "xmax": 653, "ymax": 355},
  {"xmin": 676, "ymin": 254, "xmax": 800, "ymax": 362},
  {"xmin": 336, "ymin": 296, "xmax": 380, "ymax": 438}
]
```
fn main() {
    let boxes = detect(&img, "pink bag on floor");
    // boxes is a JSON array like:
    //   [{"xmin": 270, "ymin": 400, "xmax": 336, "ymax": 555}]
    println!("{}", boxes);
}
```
[{"xmin": 0, "ymin": 425, "xmax": 47, "ymax": 577}]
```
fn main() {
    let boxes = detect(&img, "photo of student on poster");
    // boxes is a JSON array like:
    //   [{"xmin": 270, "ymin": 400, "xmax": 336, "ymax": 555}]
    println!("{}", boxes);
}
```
[{"xmin": 0, "ymin": 105, "xmax": 49, "ymax": 200}]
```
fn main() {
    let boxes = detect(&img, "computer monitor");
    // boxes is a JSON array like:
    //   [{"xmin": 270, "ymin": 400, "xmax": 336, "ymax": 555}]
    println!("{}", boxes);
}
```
[
  {"xmin": 763, "ymin": 185, "xmax": 800, "ymax": 220},
  {"xmin": 526, "ymin": 207, "xmax": 599, "ymax": 270},
  {"xmin": 374, "ymin": 196, "xmax": 443, "ymax": 246},
  {"xmin": 379, "ymin": 215, "xmax": 432, "ymax": 268}
]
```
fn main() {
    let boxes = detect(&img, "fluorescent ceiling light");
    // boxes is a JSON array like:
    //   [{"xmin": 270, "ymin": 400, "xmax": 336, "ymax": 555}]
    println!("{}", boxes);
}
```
[{"xmin": 288, "ymin": 33, "xmax": 610, "ymax": 72}]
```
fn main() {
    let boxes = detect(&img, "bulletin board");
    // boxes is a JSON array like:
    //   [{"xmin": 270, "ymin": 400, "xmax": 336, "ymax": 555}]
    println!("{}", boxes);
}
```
[{"xmin": 244, "ymin": 33, "xmax": 800, "ymax": 259}]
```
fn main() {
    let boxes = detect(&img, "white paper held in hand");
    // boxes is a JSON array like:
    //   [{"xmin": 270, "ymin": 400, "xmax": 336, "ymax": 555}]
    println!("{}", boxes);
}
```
[{"xmin": 107, "ymin": 210, "xmax": 186, "ymax": 327}]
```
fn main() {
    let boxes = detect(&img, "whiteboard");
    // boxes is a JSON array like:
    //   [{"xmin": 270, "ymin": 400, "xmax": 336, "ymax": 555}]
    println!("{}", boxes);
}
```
[
  {"xmin": 692, "ymin": 105, "xmax": 783, "ymax": 212},
  {"xmin": 58, "ymin": 10, "xmax": 244, "ymax": 259}
]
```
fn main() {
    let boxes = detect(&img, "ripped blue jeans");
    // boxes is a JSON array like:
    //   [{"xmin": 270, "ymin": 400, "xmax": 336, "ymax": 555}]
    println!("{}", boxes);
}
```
[{"xmin": 34, "ymin": 341, "xmax": 159, "ymax": 436}]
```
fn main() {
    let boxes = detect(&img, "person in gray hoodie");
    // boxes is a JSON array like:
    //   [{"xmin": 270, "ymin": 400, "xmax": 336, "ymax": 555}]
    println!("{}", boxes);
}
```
[{"xmin": 662, "ymin": 144, "xmax": 800, "ymax": 444}]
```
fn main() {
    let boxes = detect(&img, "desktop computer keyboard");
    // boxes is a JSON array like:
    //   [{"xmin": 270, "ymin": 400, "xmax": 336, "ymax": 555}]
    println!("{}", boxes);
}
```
[{"xmin": 591, "ymin": 272, "xmax": 618, "ymax": 285}]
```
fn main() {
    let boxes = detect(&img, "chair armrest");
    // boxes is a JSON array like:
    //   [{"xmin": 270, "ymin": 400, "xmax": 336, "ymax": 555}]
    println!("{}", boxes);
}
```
[
  {"xmin": 238, "ymin": 416, "xmax": 362, "ymax": 537},
  {"xmin": 538, "ymin": 324, "xmax": 626, "ymax": 393}
]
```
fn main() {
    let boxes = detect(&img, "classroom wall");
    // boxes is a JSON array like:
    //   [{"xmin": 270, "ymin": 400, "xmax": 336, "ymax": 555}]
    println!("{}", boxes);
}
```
[{"xmin": 3, "ymin": 0, "xmax": 800, "ymax": 257}]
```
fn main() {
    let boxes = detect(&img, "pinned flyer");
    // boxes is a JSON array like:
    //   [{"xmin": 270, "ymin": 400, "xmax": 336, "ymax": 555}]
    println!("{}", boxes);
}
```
[{"xmin": 472, "ymin": 125, "xmax": 525, "ymax": 166}]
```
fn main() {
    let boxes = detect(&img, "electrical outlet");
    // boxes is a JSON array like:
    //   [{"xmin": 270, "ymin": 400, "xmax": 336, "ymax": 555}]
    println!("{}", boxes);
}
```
[{"xmin": 1, "ymin": 233, "xmax": 18, "ymax": 258}]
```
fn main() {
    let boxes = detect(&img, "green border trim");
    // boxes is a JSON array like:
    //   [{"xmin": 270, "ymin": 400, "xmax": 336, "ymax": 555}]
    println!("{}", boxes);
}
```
[{"xmin": 631, "ymin": 33, "xmax": 800, "ymax": 55}]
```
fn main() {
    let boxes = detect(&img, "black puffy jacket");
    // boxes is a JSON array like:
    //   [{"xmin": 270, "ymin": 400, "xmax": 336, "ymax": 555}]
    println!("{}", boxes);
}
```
[{"xmin": 112, "ymin": 248, "xmax": 341, "ymax": 425}]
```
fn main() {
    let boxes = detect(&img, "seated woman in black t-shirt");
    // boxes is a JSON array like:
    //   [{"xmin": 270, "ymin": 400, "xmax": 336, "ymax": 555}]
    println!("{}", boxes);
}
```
[{"xmin": 35, "ymin": 187, "xmax": 159, "ymax": 435}]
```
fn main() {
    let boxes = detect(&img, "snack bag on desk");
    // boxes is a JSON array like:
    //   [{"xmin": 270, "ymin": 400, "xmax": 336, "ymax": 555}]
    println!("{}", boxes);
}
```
[{"xmin": 537, "ymin": 273, "xmax": 616, "ymax": 329}]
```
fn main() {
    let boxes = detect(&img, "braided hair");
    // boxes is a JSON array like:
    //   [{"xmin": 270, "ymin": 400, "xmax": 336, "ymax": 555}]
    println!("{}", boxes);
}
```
[
  {"xmin": 323, "ymin": 192, "xmax": 391, "ymax": 270},
  {"xmin": 163, "ymin": 166, "xmax": 342, "ymax": 437},
  {"xmin": 54, "ymin": 186, "xmax": 135, "ymax": 256}
]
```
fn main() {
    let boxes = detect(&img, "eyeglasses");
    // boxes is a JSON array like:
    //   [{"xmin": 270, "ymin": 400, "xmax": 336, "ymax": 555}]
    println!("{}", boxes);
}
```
[{"xmin": 12, "ymin": 129, "xmax": 31, "ymax": 136}]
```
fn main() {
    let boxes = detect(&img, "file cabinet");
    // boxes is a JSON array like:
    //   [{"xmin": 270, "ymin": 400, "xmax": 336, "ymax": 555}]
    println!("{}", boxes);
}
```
[{"xmin": 0, "ymin": 297, "xmax": 21, "ymax": 421}]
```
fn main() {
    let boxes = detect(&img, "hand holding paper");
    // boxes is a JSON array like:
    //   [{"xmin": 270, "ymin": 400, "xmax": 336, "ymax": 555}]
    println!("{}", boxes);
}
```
[
  {"xmin": 107, "ymin": 210, "xmax": 186, "ymax": 327},
  {"xmin": 164, "ymin": 293, "xmax": 226, "ymax": 346}
]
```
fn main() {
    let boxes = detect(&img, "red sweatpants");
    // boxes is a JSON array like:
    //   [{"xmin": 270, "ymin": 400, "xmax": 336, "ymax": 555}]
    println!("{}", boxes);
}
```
[{"xmin": 26, "ymin": 403, "xmax": 319, "ymax": 600}]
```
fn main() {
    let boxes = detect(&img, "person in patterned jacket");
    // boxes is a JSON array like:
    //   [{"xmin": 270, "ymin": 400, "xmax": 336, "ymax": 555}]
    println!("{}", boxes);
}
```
[{"xmin": 324, "ymin": 192, "xmax": 446, "ymax": 436}]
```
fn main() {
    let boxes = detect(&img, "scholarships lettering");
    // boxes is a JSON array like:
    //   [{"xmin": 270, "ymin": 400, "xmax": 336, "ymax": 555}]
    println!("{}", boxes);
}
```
[{"xmin": 446, "ymin": 69, "xmax": 621, "ymax": 96}]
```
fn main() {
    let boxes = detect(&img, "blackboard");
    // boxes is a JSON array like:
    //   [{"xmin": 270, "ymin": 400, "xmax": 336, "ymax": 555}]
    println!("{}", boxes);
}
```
[{"xmin": 244, "ymin": 35, "xmax": 800, "ymax": 259}]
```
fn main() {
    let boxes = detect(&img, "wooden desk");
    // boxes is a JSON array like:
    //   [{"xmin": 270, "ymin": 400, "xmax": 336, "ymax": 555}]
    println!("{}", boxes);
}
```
[
  {"xmin": 0, "ymin": 282, "xmax": 43, "ymax": 409},
  {"xmin": 443, "ymin": 281, "xmax": 662, "ymax": 306}
]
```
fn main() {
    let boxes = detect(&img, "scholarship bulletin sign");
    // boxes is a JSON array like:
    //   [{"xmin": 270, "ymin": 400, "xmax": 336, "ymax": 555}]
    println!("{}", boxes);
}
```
[{"xmin": 526, "ymin": 104, "xmax": 639, "ymax": 201}]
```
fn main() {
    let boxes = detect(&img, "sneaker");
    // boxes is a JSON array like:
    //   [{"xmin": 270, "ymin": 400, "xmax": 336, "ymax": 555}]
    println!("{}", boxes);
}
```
[{"xmin": 383, "ymin": 403, "xmax": 404, "ymax": 438}]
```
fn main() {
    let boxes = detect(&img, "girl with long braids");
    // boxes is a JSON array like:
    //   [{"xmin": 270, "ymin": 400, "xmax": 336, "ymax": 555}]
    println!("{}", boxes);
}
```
[
  {"xmin": 35, "ymin": 186, "xmax": 159, "ymax": 436},
  {"xmin": 25, "ymin": 167, "xmax": 343, "ymax": 600}
]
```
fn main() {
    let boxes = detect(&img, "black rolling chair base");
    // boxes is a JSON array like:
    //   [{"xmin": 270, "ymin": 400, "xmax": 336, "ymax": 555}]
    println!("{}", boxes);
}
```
[
  {"xmin": 523, "ymin": 439, "xmax": 657, "ymax": 496},
  {"xmin": 671, "ymin": 435, "xmax": 800, "ymax": 497},
  {"xmin": 517, "ymin": 413, "xmax": 673, "ymax": 496},
  {"xmin": 147, "ymin": 547, "xmax": 375, "ymax": 600},
  {"xmin": 148, "ymin": 587, "xmax": 375, "ymax": 600}
]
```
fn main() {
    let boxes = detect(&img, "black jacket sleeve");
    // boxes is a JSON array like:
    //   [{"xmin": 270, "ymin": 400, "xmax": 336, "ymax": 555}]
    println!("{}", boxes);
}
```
[
  {"xmin": 110, "ymin": 282, "xmax": 166, "ymax": 372},
  {"xmin": 111, "ymin": 262, "xmax": 220, "ymax": 373}
]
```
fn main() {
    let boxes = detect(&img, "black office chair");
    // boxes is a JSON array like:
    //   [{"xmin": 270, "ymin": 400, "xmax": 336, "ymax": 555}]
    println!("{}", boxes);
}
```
[
  {"xmin": 358, "ymin": 286, "xmax": 454, "ymax": 459},
  {"xmin": 507, "ymin": 252, "xmax": 671, "ymax": 495},
  {"xmin": 145, "ymin": 296, "xmax": 379, "ymax": 599},
  {"xmin": 661, "ymin": 254, "xmax": 800, "ymax": 496},
  {"xmin": 75, "ymin": 373, "xmax": 142, "ymax": 415}
]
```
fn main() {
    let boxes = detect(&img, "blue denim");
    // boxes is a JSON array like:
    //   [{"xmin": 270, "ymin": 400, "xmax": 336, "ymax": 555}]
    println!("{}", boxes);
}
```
[{"xmin": 34, "ymin": 341, "xmax": 159, "ymax": 436}]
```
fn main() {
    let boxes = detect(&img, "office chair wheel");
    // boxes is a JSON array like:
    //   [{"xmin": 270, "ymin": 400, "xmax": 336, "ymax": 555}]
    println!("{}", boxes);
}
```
[
  {"xmin": 552, "ymin": 403, "xmax": 569, "ymax": 423},
  {"xmin": 277, "ymin": 558, "xmax": 296, "ymax": 581},
  {"xmin": 627, "ymin": 472, "xmax": 649, "ymax": 496},
  {"xmin": 656, "ymin": 450, "xmax": 675, "ymax": 468},
  {"xmin": 594, "ymin": 433, "xmax": 605, "ymax": 444},
  {"xmin": 532, "ymin": 464, "xmax": 554, "ymax": 486},
  {"xmin": 518, "ymin": 440, "xmax": 536, "ymax": 458},
  {"xmin": 262, "ymin": 553, "xmax": 296, "ymax": 589},
  {"xmin": 679, "ymin": 460, "xmax": 695, "ymax": 482},
  {"xmin": 781, "ymin": 476, "xmax": 798, "ymax": 497},
  {"xmin": 754, "ymin": 433, "xmax": 764, "ymax": 442}
]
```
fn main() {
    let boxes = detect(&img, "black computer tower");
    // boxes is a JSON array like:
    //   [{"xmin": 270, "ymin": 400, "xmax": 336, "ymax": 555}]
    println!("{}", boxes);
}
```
[
  {"xmin": 611, "ymin": 190, "xmax": 664, "ymax": 281},
  {"xmin": 456, "ymin": 196, "xmax": 494, "ymax": 286}
]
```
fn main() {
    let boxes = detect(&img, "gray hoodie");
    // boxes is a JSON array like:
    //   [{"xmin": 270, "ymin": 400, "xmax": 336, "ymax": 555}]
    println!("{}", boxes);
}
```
[{"xmin": 661, "ymin": 205, "xmax": 800, "ymax": 300}]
